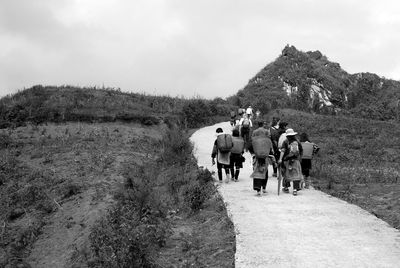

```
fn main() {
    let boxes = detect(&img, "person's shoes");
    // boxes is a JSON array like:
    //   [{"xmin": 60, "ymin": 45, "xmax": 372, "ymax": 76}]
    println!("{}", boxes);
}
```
[
  {"xmin": 283, "ymin": 187, "xmax": 289, "ymax": 193},
  {"xmin": 234, "ymin": 179, "xmax": 238, "ymax": 182},
  {"xmin": 257, "ymin": 191, "xmax": 261, "ymax": 196},
  {"xmin": 262, "ymin": 189, "xmax": 267, "ymax": 194},
  {"xmin": 218, "ymin": 180, "xmax": 223, "ymax": 184},
  {"xmin": 293, "ymin": 189, "xmax": 297, "ymax": 196}
]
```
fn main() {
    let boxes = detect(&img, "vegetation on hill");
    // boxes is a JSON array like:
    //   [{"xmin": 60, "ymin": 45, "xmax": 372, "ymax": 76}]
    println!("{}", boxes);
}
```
[
  {"xmin": 0, "ymin": 87, "xmax": 236, "ymax": 267},
  {"xmin": 0, "ymin": 85, "xmax": 235, "ymax": 128},
  {"xmin": 270, "ymin": 109, "xmax": 400, "ymax": 229},
  {"xmin": 230, "ymin": 45, "xmax": 400, "ymax": 121}
]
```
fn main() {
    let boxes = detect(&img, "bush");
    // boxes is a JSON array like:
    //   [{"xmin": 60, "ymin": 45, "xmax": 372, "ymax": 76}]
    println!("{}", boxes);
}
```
[
  {"xmin": 88, "ymin": 203, "xmax": 168, "ymax": 268},
  {"xmin": 0, "ymin": 133, "xmax": 13, "ymax": 149},
  {"xmin": 181, "ymin": 99, "xmax": 212, "ymax": 128},
  {"xmin": 183, "ymin": 181, "xmax": 214, "ymax": 211},
  {"xmin": 161, "ymin": 128, "xmax": 193, "ymax": 165}
]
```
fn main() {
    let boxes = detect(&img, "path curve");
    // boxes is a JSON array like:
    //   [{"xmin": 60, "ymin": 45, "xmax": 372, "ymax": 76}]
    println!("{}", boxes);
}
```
[{"xmin": 190, "ymin": 122, "xmax": 400, "ymax": 268}]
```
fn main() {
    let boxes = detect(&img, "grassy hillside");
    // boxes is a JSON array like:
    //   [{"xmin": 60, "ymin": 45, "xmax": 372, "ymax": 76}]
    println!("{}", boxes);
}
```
[
  {"xmin": 270, "ymin": 109, "xmax": 400, "ymax": 229},
  {"xmin": 0, "ymin": 85, "xmax": 236, "ymax": 128},
  {"xmin": 0, "ymin": 87, "xmax": 236, "ymax": 267}
]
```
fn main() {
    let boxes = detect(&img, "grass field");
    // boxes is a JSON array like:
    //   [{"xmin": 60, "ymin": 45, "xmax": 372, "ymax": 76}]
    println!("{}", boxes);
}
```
[{"xmin": 270, "ymin": 109, "xmax": 400, "ymax": 229}]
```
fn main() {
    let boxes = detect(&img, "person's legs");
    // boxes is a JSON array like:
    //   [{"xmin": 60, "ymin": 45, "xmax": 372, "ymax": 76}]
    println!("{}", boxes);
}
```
[
  {"xmin": 253, "ymin": 178, "xmax": 262, "ymax": 195},
  {"xmin": 303, "ymin": 169, "xmax": 310, "ymax": 188},
  {"xmin": 234, "ymin": 168, "xmax": 240, "ymax": 181},
  {"xmin": 273, "ymin": 152, "xmax": 279, "ymax": 176},
  {"xmin": 293, "ymin": 180, "xmax": 300, "ymax": 195},
  {"xmin": 225, "ymin": 167, "xmax": 232, "ymax": 181},
  {"xmin": 281, "ymin": 163, "xmax": 290, "ymax": 192},
  {"xmin": 262, "ymin": 169, "xmax": 268, "ymax": 193},
  {"xmin": 301, "ymin": 159, "xmax": 312, "ymax": 188},
  {"xmin": 243, "ymin": 130, "xmax": 249, "ymax": 150},
  {"xmin": 217, "ymin": 162, "xmax": 223, "ymax": 182}
]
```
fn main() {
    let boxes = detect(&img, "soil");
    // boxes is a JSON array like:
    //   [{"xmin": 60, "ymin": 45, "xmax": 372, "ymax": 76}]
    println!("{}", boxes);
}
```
[{"xmin": 1, "ymin": 122, "xmax": 164, "ymax": 267}]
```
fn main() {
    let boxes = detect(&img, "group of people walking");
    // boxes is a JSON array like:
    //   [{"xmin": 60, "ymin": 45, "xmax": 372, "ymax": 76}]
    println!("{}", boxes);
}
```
[{"xmin": 212, "ymin": 112, "xmax": 319, "ymax": 196}]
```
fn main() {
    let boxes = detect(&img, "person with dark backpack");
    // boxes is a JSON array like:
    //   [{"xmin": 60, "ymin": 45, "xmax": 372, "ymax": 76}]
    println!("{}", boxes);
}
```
[
  {"xmin": 229, "ymin": 129, "xmax": 245, "ymax": 181},
  {"xmin": 211, "ymin": 128, "xmax": 233, "ymax": 183}
]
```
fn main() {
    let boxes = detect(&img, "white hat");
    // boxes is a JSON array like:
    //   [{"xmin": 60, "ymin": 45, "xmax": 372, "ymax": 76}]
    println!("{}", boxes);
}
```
[{"xmin": 285, "ymin": 128, "xmax": 297, "ymax": 136}]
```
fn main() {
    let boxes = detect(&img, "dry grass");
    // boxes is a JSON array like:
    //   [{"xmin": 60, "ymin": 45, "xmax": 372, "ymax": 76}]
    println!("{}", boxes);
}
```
[{"xmin": 272, "ymin": 109, "xmax": 400, "ymax": 229}]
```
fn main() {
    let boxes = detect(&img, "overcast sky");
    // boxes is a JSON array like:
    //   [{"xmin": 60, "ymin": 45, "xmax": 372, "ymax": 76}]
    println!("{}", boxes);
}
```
[{"xmin": 1, "ymin": 0, "xmax": 400, "ymax": 99}]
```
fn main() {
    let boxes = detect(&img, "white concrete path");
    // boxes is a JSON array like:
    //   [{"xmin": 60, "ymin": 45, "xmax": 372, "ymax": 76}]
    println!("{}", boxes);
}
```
[{"xmin": 190, "ymin": 122, "xmax": 400, "ymax": 268}]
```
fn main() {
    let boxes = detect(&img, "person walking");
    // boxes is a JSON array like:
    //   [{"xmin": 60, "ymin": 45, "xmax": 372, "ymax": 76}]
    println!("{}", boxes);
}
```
[
  {"xmin": 299, "ymin": 132, "xmax": 320, "ymax": 189},
  {"xmin": 238, "ymin": 114, "xmax": 253, "ymax": 150},
  {"xmin": 230, "ymin": 110, "xmax": 236, "ymax": 127},
  {"xmin": 229, "ymin": 129, "xmax": 245, "ymax": 181},
  {"xmin": 277, "ymin": 121, "xmax": 289, "ymax": 150},
  {"xmin": 246, "ymin": 105, "xmax": 253, "ymax": 119},
  {"xmin": 211, "ymin": 128, "xmax": 232, "ymax": 183},
  {"xmin": 278, "ymin": 128, "xmax": 303, "ymax": 195},
  {"xmin": 249, "ymin": 121, "xmax": 274, "ymax": 195},
  {"xmin": 269, "ymin": 117, "xmax": 281, "ymax": 177}
]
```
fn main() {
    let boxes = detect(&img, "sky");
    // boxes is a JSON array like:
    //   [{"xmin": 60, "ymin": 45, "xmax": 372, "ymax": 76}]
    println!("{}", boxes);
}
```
[{"xmin": 1, "ymin": 0, "xmax": 400, "ymax": 99}]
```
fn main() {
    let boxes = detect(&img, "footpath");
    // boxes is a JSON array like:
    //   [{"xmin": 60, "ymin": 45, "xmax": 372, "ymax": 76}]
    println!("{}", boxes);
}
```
[{"xmin": 190, "ymin": 122, "xmax": 400, "ymax": 268}]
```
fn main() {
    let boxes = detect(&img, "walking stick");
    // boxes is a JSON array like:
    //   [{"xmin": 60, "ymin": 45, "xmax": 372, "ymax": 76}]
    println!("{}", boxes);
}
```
[{"xmin": 277, "ymin": 163, "xmax": 282, "ymax": 196}]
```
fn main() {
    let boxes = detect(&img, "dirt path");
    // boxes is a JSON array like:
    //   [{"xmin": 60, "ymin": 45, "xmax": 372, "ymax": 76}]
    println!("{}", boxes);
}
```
[{"xmin": 190, "ymin": 122, "xmax": 400, "ymax": 268}]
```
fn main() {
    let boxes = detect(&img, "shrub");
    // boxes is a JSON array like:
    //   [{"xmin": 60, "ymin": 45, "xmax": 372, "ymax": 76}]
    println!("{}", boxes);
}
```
[
  {"xmin": 88, "ymin": 203, "xmax": 168, "ymax": 268},
  {"xmin": 183, "ymin": 181, "xmax": 214, "ymax": 211},
  {"xmin": 161, "ymin": 128, "xmax": 193, "ymax": 166},
  {"xmin": 181, "ymin": 99, "xmax": 212, "ymax": 128},
  {"xmin": 0, "ymin": 133, "xmax": 13, "ymax": 149}
]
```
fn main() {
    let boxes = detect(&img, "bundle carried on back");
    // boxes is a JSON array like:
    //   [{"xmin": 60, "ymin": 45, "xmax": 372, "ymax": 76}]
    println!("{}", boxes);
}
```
[
  {"xmin": 217, "ymin": 134, "xmax": 233, "ymax": 153},
  {"xmin": 231, "ymin": 137, "xmax": 244, "ymax": 154},
  {"xmin": 252, "ymin": 136, "xmax": 271, "ymax": 158},
  {"xmin": 301, "ymin": 142, "xmax": 314, "ymax": 159},
  {"xmin": 301, "ymin": 142, "xmax": 319, "ymax": 159}
]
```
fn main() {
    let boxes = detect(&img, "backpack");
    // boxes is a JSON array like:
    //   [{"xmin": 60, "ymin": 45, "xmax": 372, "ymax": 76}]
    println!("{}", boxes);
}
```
[
  {"xmin": 270, "ymin": 127, "xmax": 280, "ymax": 142},
  {"xmin": 252, "ymin": 136, "xmax": 271, "ymax": 158},
  {"xmin": 231, "ymin": 137, "xmax": 244, "ymax": 154},
  {"xmin": 216, "ymin": 134, "xmax": 233, "ymax": 153},
  {"xmin": 288, "ymin": 141, "xmax": 300, "ymax": 158},
  {"xmin": 301, "ymin": 142, "xmax": 314, "ymax": 159},
  {"xmin": 242, "ymin": 118, "xmax": 250, "ymax": 129}
]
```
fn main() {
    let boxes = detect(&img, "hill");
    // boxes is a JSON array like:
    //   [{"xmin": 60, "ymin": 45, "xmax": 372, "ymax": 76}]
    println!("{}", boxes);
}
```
[
  {"xmin": 0, "ymin": 85, "xmax": 235, "ymax": 128},
  {"xmin": 231, "ymin": 45, "xmax": 400, "ymax": 121},
  {"xmin": 0, "ymin": 87, "xmax": 236, "ymax": 267}
]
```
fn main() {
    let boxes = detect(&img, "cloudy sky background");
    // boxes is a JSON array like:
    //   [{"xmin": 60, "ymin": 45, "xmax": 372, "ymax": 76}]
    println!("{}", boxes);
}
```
[{"xmin": 1, "ymin": 0, "xmax": 400, "ymax": 98}]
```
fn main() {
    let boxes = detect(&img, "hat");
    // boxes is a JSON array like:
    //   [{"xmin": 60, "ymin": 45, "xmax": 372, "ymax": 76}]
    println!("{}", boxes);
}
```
[
  {"xmin": 285, "ymin": 128, "xmax": 297, "ymax": 136},
  {"xmin": 216, "ymin": 127, "xmax": 223, "ymax": 133}
]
